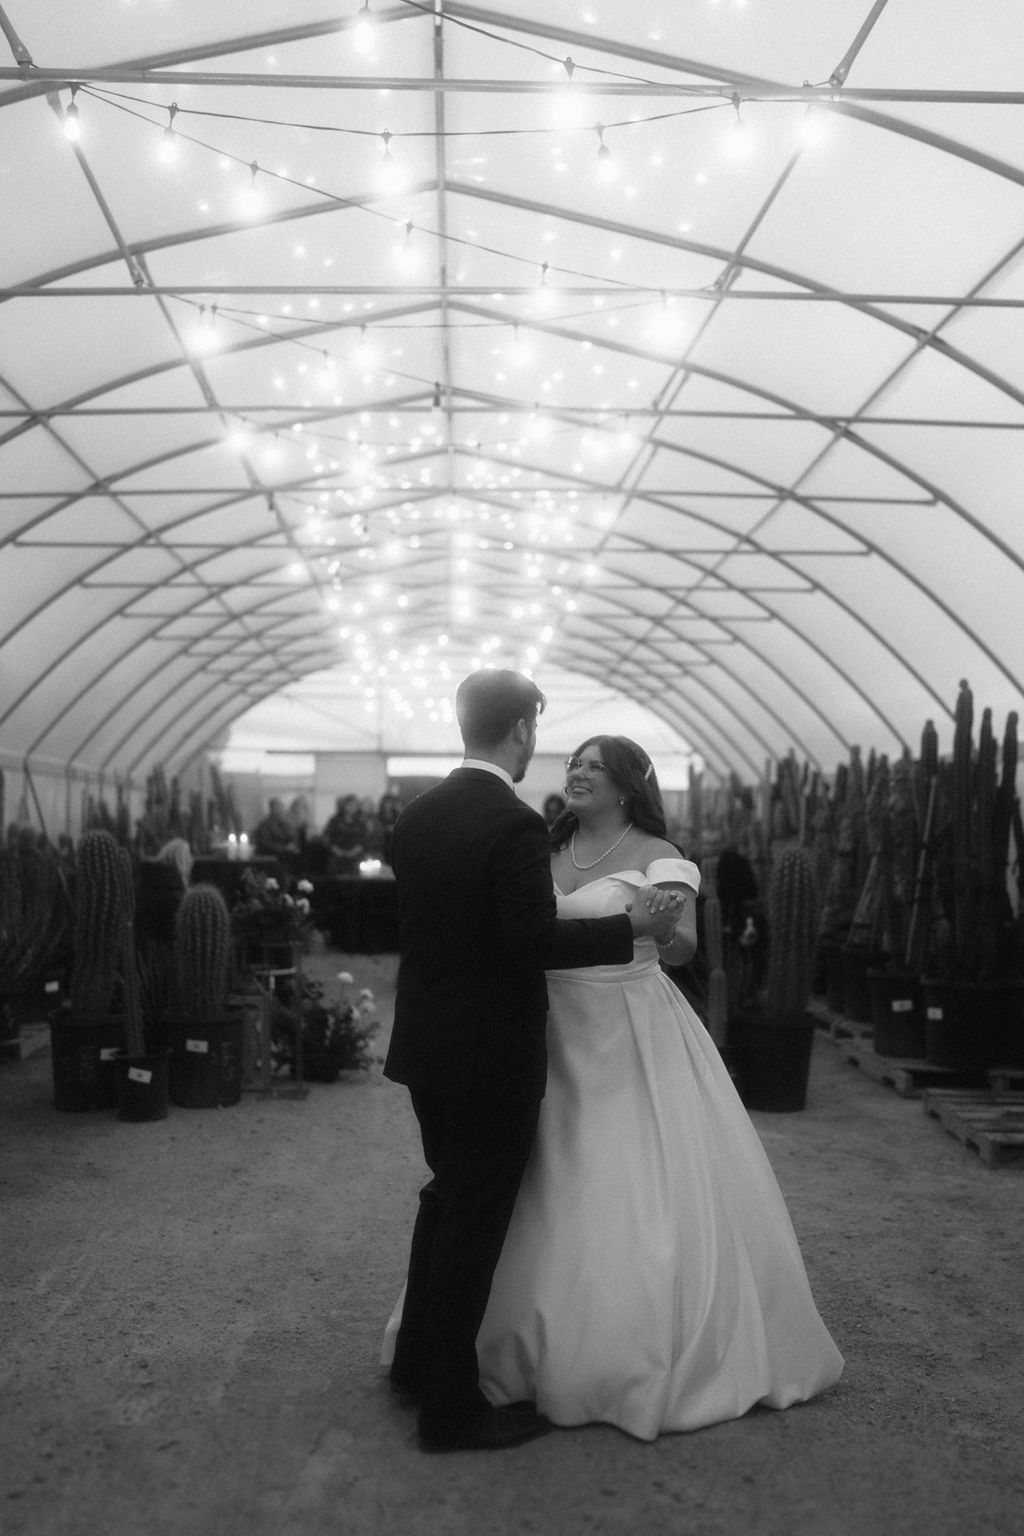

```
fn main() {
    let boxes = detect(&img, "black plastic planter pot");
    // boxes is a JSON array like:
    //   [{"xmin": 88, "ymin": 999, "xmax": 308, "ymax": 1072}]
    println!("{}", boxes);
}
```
[
  {"xmin": 169, "ymin": 1019, "xmax": 244, "ymax": 1108},
  {"xmin": 819, "ymin": 946, "xmax": 846, "ymax": 1015},
  {"xmin": 50, "ymin": 1015, "xmax": 124, "ymax": 1111},
  {"xmin": 115, "ymin": 1051, "xmax": 170, "ymax": 1122},
  {"xmin": 921, "ymin": 978, "xmax": 1021, "ymax": 1072},
  {"xmin": 868, "ymin": 970, "xmax": 926, "ymax": 1059},
  {"xmin": 840, "ymin": 949, "xmax": 876, "ymax": 1025},
  {"xmin": 740, "ymin": 1018, "xmax": 816, "ymax": 1113}
]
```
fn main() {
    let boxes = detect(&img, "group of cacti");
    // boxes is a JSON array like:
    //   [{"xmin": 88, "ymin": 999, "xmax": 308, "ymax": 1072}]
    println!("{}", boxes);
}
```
[{"xmin": 69, "ymin": 829, "xmax": 232, "ymax": 1046}]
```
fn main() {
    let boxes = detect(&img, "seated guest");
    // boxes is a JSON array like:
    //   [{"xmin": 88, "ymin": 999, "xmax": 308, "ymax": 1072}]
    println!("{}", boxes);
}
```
[
  {"xmin": 361, "ymin": 795, "xmax": 385, "ymax": 860},
  {"xmin": 377, "ymin": 791, "xmax": 402, "ymax": 867},
  {"xmin": 288, "ymin": 795, "xmax": 312, "ymax": 852},
  {"xmin": 322, "ymin": 794, "xmax": 366, "ymax": 876},
  {"xmin": 135, "ymin": 837, "xmax": 192, "ymax": 942},
  {"xmin": 253, "ymin": 797, "xmax": 301, "ymax": 872}
]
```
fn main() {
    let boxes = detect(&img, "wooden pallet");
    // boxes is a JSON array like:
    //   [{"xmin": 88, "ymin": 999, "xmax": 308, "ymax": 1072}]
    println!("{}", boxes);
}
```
[
  {"xmin": 922, "ymin": 1089, "xmax": 1024, "ymax": 1168},
  {"xmin": 807, "ymin": 1000, "xmax": 871, "ymax": 1042},
  {"xmin": 989, "ymin": 1065, "xmax": 1024, "ymax": 1094},
  {"xmin": 836, "ymin": 1035, "xmax": 984, "ymax": 1098}
]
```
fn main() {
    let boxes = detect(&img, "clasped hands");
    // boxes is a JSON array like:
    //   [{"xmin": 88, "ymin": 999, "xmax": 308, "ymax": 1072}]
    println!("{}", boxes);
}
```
[{"xmin": 625, "ymin": 885, "xmax": 685, "ymax": 945}]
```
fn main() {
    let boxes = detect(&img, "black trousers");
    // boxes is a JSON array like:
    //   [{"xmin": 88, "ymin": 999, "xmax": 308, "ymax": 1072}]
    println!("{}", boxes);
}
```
[{"xmin": 392, "ymin": 1088, "xmax": 540, "ymax": 1429}]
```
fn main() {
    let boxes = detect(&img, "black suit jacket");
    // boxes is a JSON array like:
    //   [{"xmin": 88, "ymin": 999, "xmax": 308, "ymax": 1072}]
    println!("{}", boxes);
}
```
[{"xmin": 383, "ymin": 767, "xmax": 634, "ymax": 1102}]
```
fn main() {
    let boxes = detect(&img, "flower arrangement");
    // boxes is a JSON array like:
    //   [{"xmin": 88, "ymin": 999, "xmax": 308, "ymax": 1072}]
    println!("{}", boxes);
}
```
[
  {"xmin": 270, "ymin": 970, "xmax": 379, "ymax": 1083},
  {"xmin": 231, "ymin": 869, "xmax": 314, "ymax": 953}
]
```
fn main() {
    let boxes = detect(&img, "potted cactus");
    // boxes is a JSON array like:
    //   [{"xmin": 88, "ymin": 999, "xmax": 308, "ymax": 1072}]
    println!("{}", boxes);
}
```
[
  {"xmin": 50, "ymin": 829, "xmax": 126, "ymax": 1111},
  {"xmin": 921, "ymin": 683, "xmax": 1024, "ymax": 1071},
  {"xmin": 111, "ymin": 845, "xmax": 170, "ymax": 1122},
  {"xmin": 863, "ymin": 726, "xmax": 937, "ymax": 1059},
  {"xmin": 740, "ymin": 846, "xmax": 821, "ymax": 1111},
  {"xmin": 168, "ymin": 882, "xmax": 243, "ymax": 1107}
]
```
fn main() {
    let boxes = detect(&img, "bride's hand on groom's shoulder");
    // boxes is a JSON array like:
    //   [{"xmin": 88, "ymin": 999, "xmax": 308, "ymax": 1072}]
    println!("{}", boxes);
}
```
[{"xmin": 626, "ymin": 885, "xmax": 684, "ymax": 942}]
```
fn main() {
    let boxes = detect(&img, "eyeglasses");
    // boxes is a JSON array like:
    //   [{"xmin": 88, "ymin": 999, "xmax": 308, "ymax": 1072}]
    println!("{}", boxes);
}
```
[{"xmin": 563, "ymin": 755, "xmax": 607, "ymax": 778}]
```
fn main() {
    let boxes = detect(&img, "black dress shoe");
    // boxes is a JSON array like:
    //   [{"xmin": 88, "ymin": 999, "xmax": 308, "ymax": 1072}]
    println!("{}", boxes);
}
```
[{"xmin": 418, "ymin": 1404, "xmax": 551, "ymax": 1454}]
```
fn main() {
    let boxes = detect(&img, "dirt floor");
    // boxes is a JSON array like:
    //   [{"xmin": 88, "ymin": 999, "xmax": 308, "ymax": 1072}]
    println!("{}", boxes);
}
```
[{"xmin": 2, "ymin": 946, "xmax": 1023, "ymax": 1536}]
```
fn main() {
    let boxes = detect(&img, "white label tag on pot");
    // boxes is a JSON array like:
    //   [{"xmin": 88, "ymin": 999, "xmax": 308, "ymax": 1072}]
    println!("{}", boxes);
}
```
[
  {"xmin": 45, "ymin": 980, "xmax": 60, "ymax": 994},
  {"xmin": 100, "ymin": 1048, "xmax": 119, "ymax": 1060},
  {"xmin": 128, "ymin": 1067, "xmax": 153, "ymax": 1085},
  {"xmin": 891, "ymin": 998, "xmax": 913, "ymax": 1013},
  {"xmin": 185, "ymin": 1038, "xmax": 209, "ymax": 1054},
  {"xmin": 927, "ymin": 1006, "xmax": 943, "ymax": 1021}
]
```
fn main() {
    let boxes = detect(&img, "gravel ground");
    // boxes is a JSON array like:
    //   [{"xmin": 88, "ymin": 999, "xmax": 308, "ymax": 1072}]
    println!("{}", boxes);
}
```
[{"xmin": 1, "ymin": 947, "xmax": 1023, "ymax": 1536}]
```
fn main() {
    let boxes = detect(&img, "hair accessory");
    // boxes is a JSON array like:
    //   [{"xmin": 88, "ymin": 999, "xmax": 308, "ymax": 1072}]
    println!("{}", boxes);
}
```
[{"xmin": 644, "ymin": 762, "xmax": 653, "ymax": 781}]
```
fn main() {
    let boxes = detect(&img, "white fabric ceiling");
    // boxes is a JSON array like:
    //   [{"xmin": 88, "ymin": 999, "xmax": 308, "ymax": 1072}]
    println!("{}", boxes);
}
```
[{"xmin": 3, "ymin": 0, "xmax": 1024, "ymax": 785}]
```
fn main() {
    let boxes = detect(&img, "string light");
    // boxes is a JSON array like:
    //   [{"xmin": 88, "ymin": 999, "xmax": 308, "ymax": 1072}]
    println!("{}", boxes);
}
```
[
  {"xmin": 236, "ymin": 161, "xmax": 266, "ymax": 219},
  {"xmin": 797, "ymin": 104, "xmax": 830, "ymax": 150},
  {"xmin": 158, "ymin": 103, "xmax": 179, "ymax": 164},
  {"xmin": 508, "ymin": 325, "xmax": 534, "ymax": 367},
  {"xmin": 393, "ymin": 219, "xmax": 420, "ymax": 272},
  {"xmin": 595, "ymin": 125, "xmax": 617, "ymax": 183},
  {"xmin": 353, "ymin": 325, "xmax": 378, "ymax": 368},
  {"xmin": 62, "ymin": 88, "xmax": 81, "ymax": 142},
  {"xmin": 532, "ymin": 262, "xmax": 556, "ymax": 314},
  {"xmin": 722, "ymin": 92, "xmax": 755, "ymax": 160},
  {"xmin": 376, "ymin": 130, "xmax": 408, "ymax": 195},
  {"xmin": 351, "ymin": 2, "xmax": 376, "ymax": 55},
  {"xmin": 190, "ymin": 305, "xmax": 221, "ymax": 354}
]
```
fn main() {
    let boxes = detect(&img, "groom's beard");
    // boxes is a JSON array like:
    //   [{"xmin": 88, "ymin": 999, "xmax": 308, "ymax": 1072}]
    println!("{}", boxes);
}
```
[{"xmin": 512, "ymin": 744, "xmax": 534, "ymax": 783}]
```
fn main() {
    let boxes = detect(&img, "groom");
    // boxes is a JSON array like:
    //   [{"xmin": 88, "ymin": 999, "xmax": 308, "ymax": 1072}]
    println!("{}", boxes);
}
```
[{"xmin": 384, "ymin": 668, "xmax": 681, "ymax": 1452}]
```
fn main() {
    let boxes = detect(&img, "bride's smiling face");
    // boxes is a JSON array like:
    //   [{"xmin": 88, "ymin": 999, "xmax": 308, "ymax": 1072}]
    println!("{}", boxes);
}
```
[{"xmin": 563, "ymin": 742, "xmax": 624, "ymax": 820}]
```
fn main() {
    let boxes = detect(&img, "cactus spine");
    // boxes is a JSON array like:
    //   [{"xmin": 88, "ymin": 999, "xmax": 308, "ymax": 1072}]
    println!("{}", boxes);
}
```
[
  {"xmin": 70, "ymin": 829, "xmax": 125, "ymax": 1018},
  {"xmin": 175, "ymin": 883, "xmax": 231, "ymax": 1021},
  {"xmin": 764, "ymin": 847, "xmax": 819, "ymax": 1024}
]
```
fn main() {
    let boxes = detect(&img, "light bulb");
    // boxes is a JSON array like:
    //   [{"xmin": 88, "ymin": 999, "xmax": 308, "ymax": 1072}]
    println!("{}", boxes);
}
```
[
  {"xmin": 508, "ymin": 327, "xmax": 533, "ymax": 367},
  {"xmin": 797, "ymin": 107, "xmax": 829, "ymax": 150},
  {"xmin": 351, "ymin": 3, "xmax": 375, "ymax": 54},
  {"xmin": 722, "ymin": 94, "xmax": 755, "ymax": 161},
  {"xmin": 376, "ymin": 134, "xmax": 408, "ymax": 195},
  {"xmin": 531, "ymin": 264, "xmax": 557, "ymax": 315},
  {"xmin": 393, "ymin": 222, "xmax": 421, "ymax": 272},
  {"xmin": 63, "ymin": 97, "xmax": 81, "ymax": 142},
  {"xmin": 353, "ymin": 327, "xmax": 378, "ymax": 368},
  {"xmin": 190, "ymin": 306, "xmax": 221, "ymax": 354},
  {"xmin": 236, "ymin": 164, "xmax": 266, "ymax": 220},
  {"xmin": 158, "ymin": 104, "xmax": 179, "ymax": 164}
]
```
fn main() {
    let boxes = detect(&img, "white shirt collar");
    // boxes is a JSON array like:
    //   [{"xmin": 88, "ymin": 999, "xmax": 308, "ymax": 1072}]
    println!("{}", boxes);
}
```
[{"xmin": 461, "ymin": 758, "xmax": 514, "ymax": 791}]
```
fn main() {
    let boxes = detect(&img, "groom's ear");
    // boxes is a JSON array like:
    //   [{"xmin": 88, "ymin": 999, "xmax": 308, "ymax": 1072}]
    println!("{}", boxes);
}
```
[{"xmin": 512, "ymin": 717, "xmax": 529, "ymax": 744}]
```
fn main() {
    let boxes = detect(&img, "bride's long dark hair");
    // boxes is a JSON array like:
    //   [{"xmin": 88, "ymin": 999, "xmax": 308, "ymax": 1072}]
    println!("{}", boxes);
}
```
[{"xmin": 550, "ymin": 735, "xmax": 669, "ymax": 850}]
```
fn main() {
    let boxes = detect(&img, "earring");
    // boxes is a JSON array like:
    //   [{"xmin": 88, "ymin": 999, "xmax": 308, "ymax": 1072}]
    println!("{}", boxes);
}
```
[{"xmin": 619, "ymin": 797, "xmax": 626, "ymax": 806}]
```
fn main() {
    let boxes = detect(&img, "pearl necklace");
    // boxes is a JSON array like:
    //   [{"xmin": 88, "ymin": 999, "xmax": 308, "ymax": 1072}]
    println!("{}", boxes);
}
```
[{"xmin": 570, "ymin": 822, "xmax": 634, "ymax": 871}]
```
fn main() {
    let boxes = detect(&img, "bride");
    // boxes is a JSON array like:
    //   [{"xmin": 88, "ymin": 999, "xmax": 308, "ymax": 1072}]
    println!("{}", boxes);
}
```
[{"xmin": 386, "ymin": 734, "xmax": 843, "ymax": 1441}]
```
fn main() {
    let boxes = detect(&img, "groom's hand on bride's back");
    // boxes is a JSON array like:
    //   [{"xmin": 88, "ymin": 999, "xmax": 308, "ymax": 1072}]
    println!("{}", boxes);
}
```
[{"xmin": 626, "ymin": 886, "xmax": 684, "ymax": 943}]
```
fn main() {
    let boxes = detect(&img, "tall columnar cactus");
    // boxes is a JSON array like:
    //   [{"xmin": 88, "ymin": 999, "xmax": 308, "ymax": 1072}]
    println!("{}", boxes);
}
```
[
  {"xmin": 114, "ymin": 845, "xmax": 145, "ymax": 1057},
  {"xmin": 764, "ymin": 848, "xmax": 819, "ymax": 1025},
  {"xmin": 70, "ymin": 829, "xmax": 125, "ymax": 1018},
  {"xmin": 175, "ymin": 883, "xmax": 231, "ymax": 1021},
  {"xmin": 701, "ymin": 856, "xmax": 728, "ymax": 1048}
]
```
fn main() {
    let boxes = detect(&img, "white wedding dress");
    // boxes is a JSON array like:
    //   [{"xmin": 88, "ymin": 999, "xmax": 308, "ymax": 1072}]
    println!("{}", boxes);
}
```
[{"xmin": 383, "ymin": 858, "xmax": 843, "ymax": 1440}]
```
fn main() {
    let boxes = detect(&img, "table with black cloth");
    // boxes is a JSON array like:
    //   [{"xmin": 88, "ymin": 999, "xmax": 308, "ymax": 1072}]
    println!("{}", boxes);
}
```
[{"xmin": 311, "ymin": 876, "xmax": 400, "ymax": 953}]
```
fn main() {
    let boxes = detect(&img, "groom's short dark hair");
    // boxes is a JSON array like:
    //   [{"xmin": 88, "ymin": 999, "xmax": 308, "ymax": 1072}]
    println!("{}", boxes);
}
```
[{"xmin": 456, "ymin": 669, "xmax": 546, "ymax": 748}]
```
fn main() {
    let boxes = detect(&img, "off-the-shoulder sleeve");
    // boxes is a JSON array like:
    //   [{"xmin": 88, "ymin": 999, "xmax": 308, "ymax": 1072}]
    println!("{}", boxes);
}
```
[{"xmin": 645, "ymin": 857, "xmax": 700, "ymax": 893}]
